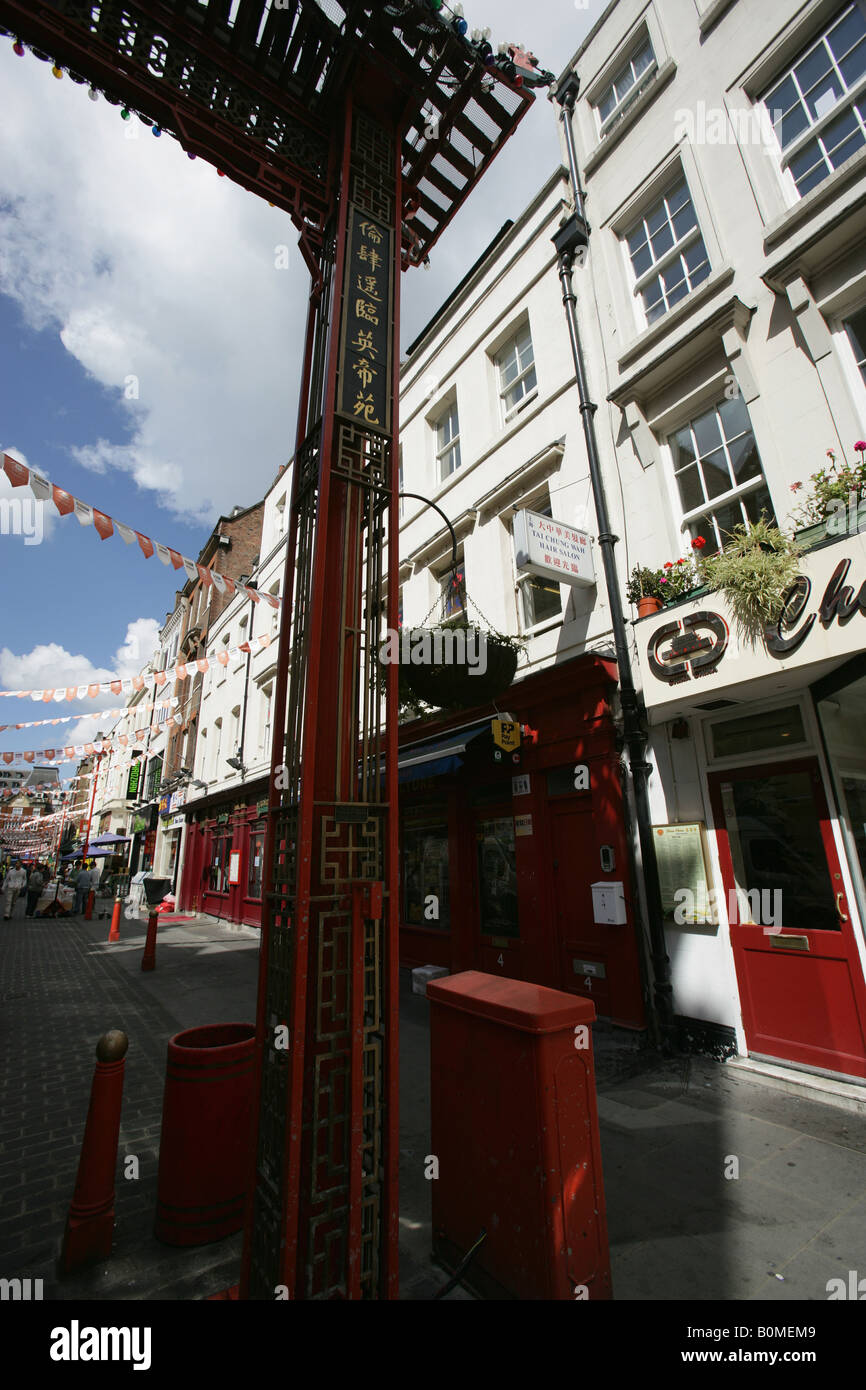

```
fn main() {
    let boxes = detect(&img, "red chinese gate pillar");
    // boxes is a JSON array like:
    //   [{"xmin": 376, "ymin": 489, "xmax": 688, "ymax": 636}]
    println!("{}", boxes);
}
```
[{"xmin": 240, "ymin": 86, "xmax": 401, "ymax": 1301}]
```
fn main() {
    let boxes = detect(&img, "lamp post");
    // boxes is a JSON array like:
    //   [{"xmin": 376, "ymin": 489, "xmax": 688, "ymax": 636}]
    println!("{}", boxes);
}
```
[
  {"xmin": 80, "ymin": 748, "xmax": 103, "ymax": 873},
  {"xmin": 553, "ymin": 71, "xmax": 675, "ymax": 1049}
]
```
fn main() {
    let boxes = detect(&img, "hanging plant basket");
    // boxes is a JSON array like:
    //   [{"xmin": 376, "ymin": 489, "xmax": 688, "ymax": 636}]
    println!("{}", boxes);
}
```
[
  {"xmin": 394, "ymin": 623, "xmax": 520, "ymax": 711},
  {"xmin": 399, "ymin": 628, "xmax": 519, "ymax": 710}
]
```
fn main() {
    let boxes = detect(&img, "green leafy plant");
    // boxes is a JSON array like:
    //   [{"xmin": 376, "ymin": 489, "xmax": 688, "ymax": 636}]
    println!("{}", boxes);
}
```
[
  {"xmin": 700, "ymin": 515, "xmax": 802, "ymax": 645},
  {"xmin": 625, "ymin": 564, "xmax": 664, "ymax": 604},
  {"xmin": 789, "ymin": 443, "xmax": 866, "ymax": 529},
  {"xmin": 379, "ymin": 616, "xmax": 526, "ymax": 718}
]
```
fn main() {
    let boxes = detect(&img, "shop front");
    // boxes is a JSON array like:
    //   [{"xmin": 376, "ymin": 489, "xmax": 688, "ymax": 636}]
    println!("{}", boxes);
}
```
[
  {"xmin": 637, "ymin": 531, "xmax": 866, "ymax": 1079},
  {"xmin": 397, "ymin": 654, "xmax": 646, "ymax": 1030},
  {"xmin": 178, "ymin": 778, "xmax": 268, "ymax": 928}
]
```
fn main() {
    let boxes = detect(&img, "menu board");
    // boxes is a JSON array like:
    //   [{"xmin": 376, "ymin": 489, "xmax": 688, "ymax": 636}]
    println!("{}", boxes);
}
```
[{"xmin": 652, "ymin": 822, "xmax": 713, "ymax": 924}]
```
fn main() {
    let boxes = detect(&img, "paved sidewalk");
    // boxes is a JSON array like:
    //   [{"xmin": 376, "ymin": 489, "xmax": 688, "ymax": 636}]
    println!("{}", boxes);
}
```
[{"xmin": 1, "ymin": 906, "xmax": 865, "ymax": 1300}]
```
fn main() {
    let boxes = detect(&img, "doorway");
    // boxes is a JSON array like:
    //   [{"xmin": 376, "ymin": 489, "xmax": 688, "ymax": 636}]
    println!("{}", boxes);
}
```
[
  {"xmin": 549, "ymin": 798, "xmax": 608, "ymax": 1014},
  {"xmin": 708, "ymin": 758, "xmax": 866, "ymax": 1078}
]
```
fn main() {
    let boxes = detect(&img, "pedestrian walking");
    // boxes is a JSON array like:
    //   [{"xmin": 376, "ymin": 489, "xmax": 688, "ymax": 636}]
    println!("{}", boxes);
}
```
[
  {"xmin": 25, "ymin": 864, "xmax": 46, "ymax": 917},
  {"xmin": 3, "ymin": 861, "xmax": 27, "ymax": 920},
  {"xmin": 73, "ymin": 864, "xmax": 93, "ymax": 916}
]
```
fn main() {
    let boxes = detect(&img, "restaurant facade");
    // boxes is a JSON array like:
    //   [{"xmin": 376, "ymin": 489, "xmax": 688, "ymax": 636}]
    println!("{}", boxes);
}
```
[
  {"xmin": 636, "ymin": 527, "xmax": 866, "ymax": 1078},
  {"xmin": 397, "ymin": 654, "xmax": 646, "ymax": 1029}
]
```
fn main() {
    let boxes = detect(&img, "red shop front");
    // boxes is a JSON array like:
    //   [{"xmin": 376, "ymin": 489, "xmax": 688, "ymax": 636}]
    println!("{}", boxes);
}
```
[
  {"xmin": 398, "ymin": 654, "xmax": 646, "ymax": 1029},
  {"xmin": 178, "ymin": 778, "xmax": 268, "ymax": 928}
]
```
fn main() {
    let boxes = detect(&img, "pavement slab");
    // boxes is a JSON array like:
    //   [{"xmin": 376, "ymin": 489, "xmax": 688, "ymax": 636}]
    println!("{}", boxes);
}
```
[{"xmin": 2, "ymin": 910, "xmax": 865, "ymax": 1301}]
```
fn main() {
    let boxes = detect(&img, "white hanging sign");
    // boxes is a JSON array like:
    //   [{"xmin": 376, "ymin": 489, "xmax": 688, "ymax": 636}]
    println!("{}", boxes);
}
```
[{"xmin": 513, "ymin": 509, "xmax": 595, "ymax": 588}]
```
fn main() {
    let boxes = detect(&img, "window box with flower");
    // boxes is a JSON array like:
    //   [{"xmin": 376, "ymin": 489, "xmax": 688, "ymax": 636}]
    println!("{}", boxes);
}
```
[
  {"xmin": 626, "ymin": 539, "xmax": 707, "ymax": 616},
  {"xmin": 789, "ymin": 443, "xmax": 866, "ymax": 550}
]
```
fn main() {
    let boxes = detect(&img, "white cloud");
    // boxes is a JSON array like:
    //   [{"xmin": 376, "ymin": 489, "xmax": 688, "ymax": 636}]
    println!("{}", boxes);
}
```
[
  {"xmin": 0, "ymin": 50, "xmax": 301, "ymax": 524},
  {"xmin": 0, "ymin": 6, "xmax": 587, "ymax": 521},
  {"xmin": 0, "ymin": 618, "xmax": 162, "ymax": 749}
]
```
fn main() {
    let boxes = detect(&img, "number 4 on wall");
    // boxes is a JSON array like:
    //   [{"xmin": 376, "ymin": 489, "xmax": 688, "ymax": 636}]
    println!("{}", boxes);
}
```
[{"xmin": 497, "ymin": 953, "xmax": 504, "ymax": 967}]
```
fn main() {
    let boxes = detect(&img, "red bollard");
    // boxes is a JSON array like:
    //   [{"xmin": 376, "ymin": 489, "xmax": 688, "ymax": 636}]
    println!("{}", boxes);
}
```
[
  {"xmin": 84, "ymin": 889, "xmax": 95, "ymax": 921},
  {"xmin": 59, "ymin": 1029, "xmax": 128, "ymax": 1275},
  {"xmin": 108, "ymin": 896, "xmax": 121, "ymax": 943},
  {"xmin": 141, "ymin": 910, "xmax": 158, "ymax": 971}
]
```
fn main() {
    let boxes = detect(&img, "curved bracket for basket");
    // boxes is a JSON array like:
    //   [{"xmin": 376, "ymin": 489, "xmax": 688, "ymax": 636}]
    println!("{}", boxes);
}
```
[{"xmin": 398, "ymin": 492, "xmax": 458, "ymax": 580}]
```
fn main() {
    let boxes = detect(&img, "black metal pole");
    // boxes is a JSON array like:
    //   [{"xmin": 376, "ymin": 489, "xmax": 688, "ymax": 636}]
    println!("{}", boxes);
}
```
[
  {"xmin": 553, "ymin": 74, "xmax": 675, "ymax": 1049},
  {"xmin": 398, "ymin": 492, "xmax": 458, "ymax": 575}
]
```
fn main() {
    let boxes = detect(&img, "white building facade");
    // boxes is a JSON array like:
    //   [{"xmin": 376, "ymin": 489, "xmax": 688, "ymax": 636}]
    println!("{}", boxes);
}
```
[{"xmin": 564, "ymin": 0, "xmax": 866, "ymax": 1076}]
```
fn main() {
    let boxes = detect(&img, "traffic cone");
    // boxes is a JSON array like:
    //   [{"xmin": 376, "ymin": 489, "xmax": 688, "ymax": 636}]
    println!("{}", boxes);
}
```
[{"xmin": 108, "ymin": 896, "xmax": 121, "ymax": 943}]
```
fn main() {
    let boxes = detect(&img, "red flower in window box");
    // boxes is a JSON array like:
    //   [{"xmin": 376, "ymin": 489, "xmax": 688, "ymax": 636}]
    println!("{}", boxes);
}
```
[{"xmin": 691, "ymin": 536, "xmax": 707, "ymax": 550}]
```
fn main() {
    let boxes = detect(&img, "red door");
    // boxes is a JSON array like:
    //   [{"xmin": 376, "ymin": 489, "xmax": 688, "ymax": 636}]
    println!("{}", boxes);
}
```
[
  {"xmin": 708, "ymin": 758, "xmax": 866, "ymax": 1078},
  {"xmin": 550, "ymin": 799, "xmax": 610, "ymax": 1015}
]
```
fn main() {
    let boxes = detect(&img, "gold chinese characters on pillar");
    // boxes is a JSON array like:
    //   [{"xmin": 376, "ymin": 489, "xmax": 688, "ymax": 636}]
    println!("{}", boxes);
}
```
[{"xmin": 337, "ymin": 207, "xmax": 393, "ymax": 432}]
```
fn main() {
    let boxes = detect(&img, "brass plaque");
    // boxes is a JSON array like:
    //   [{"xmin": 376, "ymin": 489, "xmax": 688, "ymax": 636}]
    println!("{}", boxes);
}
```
[{"xmin": 770, "ymin": 934, "xmax": 810, "ymax": 951}]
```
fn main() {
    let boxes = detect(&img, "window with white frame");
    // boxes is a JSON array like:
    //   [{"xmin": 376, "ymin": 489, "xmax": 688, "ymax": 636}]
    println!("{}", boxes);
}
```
[
  {"xmin": 440, "ymin": 562, "xmax": 466, "ymax": 620},
  {"xmin": 514, "ymin": 497, "xmax": 563, "ymax": 632},
  {"xmin": 435, "ymin": 400, "xmax": 461, "ymax": 481},
  {"xmin": 762, "ymin": 3, "xmax": 866, "ymax": 199},
  {"xmin": 668, "ymin": 393, "xmax": 776, "ymax": 555},
  {"xmin": 496, "ymin": 323, "xmax": 537, "ymax": 423},
  {"xmin": 269, "ymin": 581, "xmax": 280, "ymax": 636},
  {"xmin": 595, "ymin": 32, "xmax": 656, "ymax": 133},
  {"xmin": 236, "ymin": 615, "xmax": 248, "ymax": 667},
  {"xmin": 398, "ymin": 449, "xmax": 404, "ymax": 518},
  {"xmin": 276, "ymin": 495, "xmax": 287, "ymax": 538},
  {"xmin": 843, "ymin": 305, "xmax": 866, "ymax": 384},
  {"xmin": 259, "ymin": 683, "xmax": 273, "ymax": 758},
  {"xmin": 212, "ymin": 719, "xmax": 222, "ymax": 780},
  {"xmin": 624, "ymin": 177, "xmax": 711, "ymax": 325}
]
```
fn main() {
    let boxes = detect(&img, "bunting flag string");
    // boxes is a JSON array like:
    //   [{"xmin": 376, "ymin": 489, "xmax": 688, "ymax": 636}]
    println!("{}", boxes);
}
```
[
  {"xmin": 0, "ymin": 631, "xmax": 275, "ymax": 701},
  {"xmin": 2, "ymin": 453, "xmax": 283, "ymax": 612},
  {"xmin": 0, "ymin": 719, "xmax": 187, "ymax": 764},
  {"xmin": 0, "ymin": 712, "xmax": 187, "ymax": 763},
  {"xmin": 0, "ymin": 696, "xmax": 179, "ymax": 731}
]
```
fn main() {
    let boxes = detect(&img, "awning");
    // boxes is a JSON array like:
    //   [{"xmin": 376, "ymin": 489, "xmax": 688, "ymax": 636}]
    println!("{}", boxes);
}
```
[{"xmin": 398, "ymin": 721, "xmax": 490, "ymax": 784}]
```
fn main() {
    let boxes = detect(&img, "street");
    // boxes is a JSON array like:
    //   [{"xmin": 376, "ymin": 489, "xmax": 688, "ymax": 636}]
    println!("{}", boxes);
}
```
[{"xmin": 2, "ymin": 909, "xmax": 865, "ymax": 1301}]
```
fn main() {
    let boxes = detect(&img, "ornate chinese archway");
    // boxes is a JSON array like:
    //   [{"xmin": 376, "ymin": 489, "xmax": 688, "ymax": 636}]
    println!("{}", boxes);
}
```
[{"xmin": 0, "ymin": 0, "xmax": 545, "ymax": 1298}]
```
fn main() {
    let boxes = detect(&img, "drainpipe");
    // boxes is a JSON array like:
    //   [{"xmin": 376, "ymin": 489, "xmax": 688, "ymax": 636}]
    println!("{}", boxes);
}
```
[{"xmin": 553, "ymin": 72, "xmax": 675, "ymax": 1049}]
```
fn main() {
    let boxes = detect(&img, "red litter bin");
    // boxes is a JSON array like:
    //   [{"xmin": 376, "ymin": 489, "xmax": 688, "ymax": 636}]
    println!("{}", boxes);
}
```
[
  {"xmin": 428, "ymin": 971, "xmax": 612, "ymax": 1300},
  {"xmin": 155, "ymin": 1023, "xmax": 256, "ymax": 1246}
]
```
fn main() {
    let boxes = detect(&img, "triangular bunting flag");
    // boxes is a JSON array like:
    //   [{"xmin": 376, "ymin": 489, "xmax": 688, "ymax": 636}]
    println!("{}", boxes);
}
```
[
  {"xmin": 4, "ymin": 454, "xmax": 29, "ymax": 487},
  {"xmin": 93, "ymin": 510, "xmax": 114, "ymax": 540}
]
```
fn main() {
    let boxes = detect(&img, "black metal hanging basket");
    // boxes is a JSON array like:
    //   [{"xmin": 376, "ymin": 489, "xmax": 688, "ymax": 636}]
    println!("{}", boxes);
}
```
[{"xmin": 399, "ymin": 627, "xmax": 519, "ymax": 710}]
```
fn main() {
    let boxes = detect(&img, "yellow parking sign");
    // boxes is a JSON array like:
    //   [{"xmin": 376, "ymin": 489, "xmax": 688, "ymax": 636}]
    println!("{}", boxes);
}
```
[{"xmin": 492, "ymin": 719, "xmax": 521, "ymax": 752}]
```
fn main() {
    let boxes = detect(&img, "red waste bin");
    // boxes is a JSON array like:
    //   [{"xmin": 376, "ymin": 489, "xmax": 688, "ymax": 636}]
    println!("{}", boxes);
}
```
[
  {"xmin": 428, "ymin": 971, "xmax": 611, "ymax": 1300},
  {"xmin": 154, "ymin": 1023, "xmax": 255, "ymax": 1246}
]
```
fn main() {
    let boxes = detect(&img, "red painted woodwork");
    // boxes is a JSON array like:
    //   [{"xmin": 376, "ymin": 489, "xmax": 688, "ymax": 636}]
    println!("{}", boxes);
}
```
[
  {"xmin": 398, "ymin": 656, "xmax": 646, "ymax": 1029},
  {"xmin": 709, "ymin": 757, "xmax": 866, "ymax": 1077}
]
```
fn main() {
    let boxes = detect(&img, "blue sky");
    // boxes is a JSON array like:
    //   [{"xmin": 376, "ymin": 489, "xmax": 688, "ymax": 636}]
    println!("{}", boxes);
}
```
[{"xmin": 0, "ymin": 1, "xmax": 578, "ymax": 771}]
